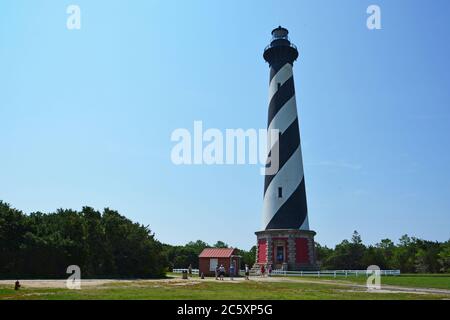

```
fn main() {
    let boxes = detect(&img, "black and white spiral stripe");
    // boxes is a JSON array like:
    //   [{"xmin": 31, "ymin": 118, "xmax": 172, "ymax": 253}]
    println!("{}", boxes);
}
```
[{"xmin": 262, "ymin": 62, "xmax": 309, "ymax": 231}]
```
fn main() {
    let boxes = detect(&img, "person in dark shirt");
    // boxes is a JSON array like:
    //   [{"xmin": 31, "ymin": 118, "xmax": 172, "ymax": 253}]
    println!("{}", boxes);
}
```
[{"xmin": 215, "ymin": 265, "xmax": 220, "ymax": 280}]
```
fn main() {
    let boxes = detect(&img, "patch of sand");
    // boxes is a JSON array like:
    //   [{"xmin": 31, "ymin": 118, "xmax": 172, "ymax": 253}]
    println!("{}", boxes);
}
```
[
  {"xmin": 1, "ymin": 276, "xmax": 449, "ymax": 296},
  {"xmin": 0, "ymin": 279, "xmax": 142, "ymax": 289}
]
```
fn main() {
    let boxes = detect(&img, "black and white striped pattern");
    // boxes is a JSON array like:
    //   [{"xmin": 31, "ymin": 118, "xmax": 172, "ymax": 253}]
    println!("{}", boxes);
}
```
[{"xmin": 262, "ymin": 61, "xmax": 309, "ymax": 231}]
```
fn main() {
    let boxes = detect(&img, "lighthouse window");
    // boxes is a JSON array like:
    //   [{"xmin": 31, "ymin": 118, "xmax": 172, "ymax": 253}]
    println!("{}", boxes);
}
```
[
  {"xmin": 278, "ymin": 187, "xmax": 283, "ymax": 198},
  {"xmin": 277, "ymin": 82, "xmax": 281, "ymax": 90}
]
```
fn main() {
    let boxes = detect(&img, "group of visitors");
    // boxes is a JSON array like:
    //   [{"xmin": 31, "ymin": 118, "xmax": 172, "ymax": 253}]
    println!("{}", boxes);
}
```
[
  {"xmin": 259, "ymin": 264, "xmax": 272, "ymax": 277},
  {"xmin": 215, "ymin": 263, "xmax": 235, "ymax": 280},
  {"xmin": 185, "ymin": 263, "xmax": 274, "ymax": 280},
  {"xmin": 213, "ymin": 263, "xmax": 273, "ymax": 279}
]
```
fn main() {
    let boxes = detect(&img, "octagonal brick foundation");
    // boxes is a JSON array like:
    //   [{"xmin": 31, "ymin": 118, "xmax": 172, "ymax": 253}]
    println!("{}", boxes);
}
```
[{"xmin": 254, "ymin": 229, "xmax": 318, "ymax": 271}]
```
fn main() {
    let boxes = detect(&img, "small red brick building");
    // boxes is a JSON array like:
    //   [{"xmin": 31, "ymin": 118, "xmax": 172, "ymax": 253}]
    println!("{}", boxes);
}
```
[{"xmin": 198, "ymin": 248, "xmax": 241, "ymax": 277}]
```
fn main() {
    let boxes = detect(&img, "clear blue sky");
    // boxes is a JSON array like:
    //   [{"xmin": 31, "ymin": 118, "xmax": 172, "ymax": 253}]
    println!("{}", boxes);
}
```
[{"xmin": 1, "ymin": 0, "xmax": 449, "ymax": 249}]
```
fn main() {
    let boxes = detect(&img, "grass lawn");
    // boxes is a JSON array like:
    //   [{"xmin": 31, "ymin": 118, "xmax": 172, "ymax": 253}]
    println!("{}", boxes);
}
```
[
  {"xmin": 273, "ymin": 274, "xmax": 450, "ymax": 290},
  {"xmin": 0, "ymin": 276, "xmax": 449, "ymax": 300}
]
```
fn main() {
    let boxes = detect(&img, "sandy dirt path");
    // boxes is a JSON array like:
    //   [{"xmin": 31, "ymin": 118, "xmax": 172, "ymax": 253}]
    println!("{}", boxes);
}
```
[
  {"xmin": 1, "ymin": 276, "xmax": 449, "ymax": 296},
  {"xmin": 0, "ymin": 279, "xmax": 176, "ymax": 289}
]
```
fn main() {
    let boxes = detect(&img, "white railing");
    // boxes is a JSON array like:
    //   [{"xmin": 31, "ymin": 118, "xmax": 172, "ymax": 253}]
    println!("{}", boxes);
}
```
[
  {"xmin": 172, "ymin": 268, "xmax": 199, "ymax": 274},
  {"xmin": 263, "ymin": 269, "xmax": 401, "ymax": 277},
  {"xmin": 172, "ymin": 268, "xmax": 400, "ymax": 277}
]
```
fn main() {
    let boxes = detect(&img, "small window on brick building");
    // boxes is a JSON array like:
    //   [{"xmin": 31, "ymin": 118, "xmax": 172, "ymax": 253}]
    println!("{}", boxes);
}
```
[{"xmin": 278, "ymin": 187, "xmax": 283, "ymax": 198}]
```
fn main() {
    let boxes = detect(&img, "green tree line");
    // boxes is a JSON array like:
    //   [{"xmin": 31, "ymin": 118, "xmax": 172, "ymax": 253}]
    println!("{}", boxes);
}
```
[
  {"xmin": 0, "ymin": 201, "xmax": 256, "ymax": 278},
  {"xmin": 316, "ymin": 231, "xmax": 450, "ymax": 273},
  {"xmin": 0, "ymin": 201, "xmax": 166, "ymax": 279},
  {"xmin": 1, "ymin": 201, "xmax": 448, "ymax": 278}
]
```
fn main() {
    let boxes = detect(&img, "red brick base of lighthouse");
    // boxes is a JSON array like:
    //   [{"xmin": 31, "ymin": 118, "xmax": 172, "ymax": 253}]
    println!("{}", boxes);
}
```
[{"xmin": 254, "ymin": 229, "xmax": 318, "ymax": 271}]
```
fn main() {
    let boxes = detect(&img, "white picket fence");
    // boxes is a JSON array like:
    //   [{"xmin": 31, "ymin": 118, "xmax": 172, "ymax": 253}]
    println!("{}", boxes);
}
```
[
  {"xmin": 172, "ymin": 268, "xmax": 400, "ymax": 277},
  {"xmin": 172, "ymin": 268, "xmax": 199, "ymax": 274},
  {"xmin": 264, "ymin": 269, "xmax": 400, "ymax": 277}
]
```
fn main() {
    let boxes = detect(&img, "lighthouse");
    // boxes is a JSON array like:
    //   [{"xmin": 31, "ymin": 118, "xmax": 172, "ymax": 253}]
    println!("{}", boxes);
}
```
[{"xmin": 255, "ymin": 27, "xmax": 317, "ymax": 271}]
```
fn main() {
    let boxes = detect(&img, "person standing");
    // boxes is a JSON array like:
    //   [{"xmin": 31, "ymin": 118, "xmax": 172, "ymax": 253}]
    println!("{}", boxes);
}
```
[
  {"xmin": 215, "ymin": 265, "xmax": 220, "ymax": 280},
  {"xmin": 219, "ymin": 264, "xmax": 225, "ymax": 280},
  {"xmin": 188, "ymin": 264, "xmax": 192, "ymax": 277},
  {"xmin": 245, "ymin": 264, "xmax": 250, "ymax": 280},
  {"xmin": 230, "ymin": 262, "xmax": 235, "ymax": 280},
  {"xmin": 268, "ymin": 264, "xmax": 272, "ymax": 277},
  {"xmin": 260, "ymin": 264, "xmax": 265, "ymax": 277}
]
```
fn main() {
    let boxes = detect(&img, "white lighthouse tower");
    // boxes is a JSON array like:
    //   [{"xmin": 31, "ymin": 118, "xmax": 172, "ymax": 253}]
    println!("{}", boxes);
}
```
[{"xmin": 255, "ymin": 27, "xmax": 317, "ymax": 271}]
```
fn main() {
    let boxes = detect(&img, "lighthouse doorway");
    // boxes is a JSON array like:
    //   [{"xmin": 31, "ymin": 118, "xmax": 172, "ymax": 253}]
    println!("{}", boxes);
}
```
[
  {"xmin": 276, "ymin": 245, "xmax": 284, "ymax": 263},
  {"xmin": 273, "ymin": 239, "xmax": 287, "ymax": 269}
]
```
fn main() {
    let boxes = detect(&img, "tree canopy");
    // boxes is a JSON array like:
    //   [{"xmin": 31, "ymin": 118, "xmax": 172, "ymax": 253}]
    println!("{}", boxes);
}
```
[
  {"xmin": 316, "ymin": 231, "xmax": 450, "ymax": 273},
  {"xmin": 0, "ymin": 201, "xmax": 166, "ymax": 279},
  {"xmin": 1, "ymin": 201, "xmax": 448, "ymax": 278}
]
